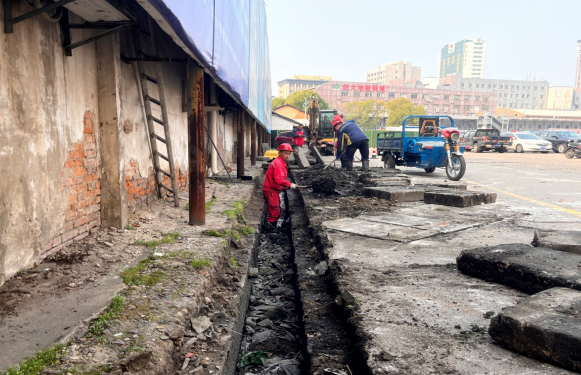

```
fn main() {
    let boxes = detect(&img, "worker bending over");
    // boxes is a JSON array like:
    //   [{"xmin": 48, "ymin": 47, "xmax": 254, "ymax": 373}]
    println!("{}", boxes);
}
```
[
  {"xmin": 262, "ymin": 143, "xmax": 298, "ymax": 231},
  {"xmin": 291, "ymin": 124, "xmax": 305, "ymax": 152},
  {"xmin": 334, "ymin": 119, "xmax": 370, "ymax": 172}
]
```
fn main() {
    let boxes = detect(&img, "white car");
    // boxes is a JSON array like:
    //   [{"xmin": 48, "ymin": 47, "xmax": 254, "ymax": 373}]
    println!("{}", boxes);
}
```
[{"xmin": 501, "ymin": 133, "xmax": 552, "ymax": 153}]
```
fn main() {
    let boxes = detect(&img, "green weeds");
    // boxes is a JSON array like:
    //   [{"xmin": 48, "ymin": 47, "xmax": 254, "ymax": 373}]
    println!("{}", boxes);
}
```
[
  {"xmin": 134, "ymin": 232, "xmax": 181, "ymax": 249},
  {"xmin": 120, "ymin": 259, "xmax": 165, "ymax": 286},
  {"xmin": 204, "ymin": 230, "xmax": 225, "ymax": 237},
  {"xmin": 190, "ymin": 257, "xmax": 211, "ymax": 268},
  {"xmin": 222, "ymin": 199, "xmax": 246, "ymax": 220},
  {"xmin": 3, "ymin": 344, "xmax": 66, "ymax": 375},
  {"xmin": 237, "ymin": 224, "xmax": 255, "ymax": 236},
  {"xmin": 87, "ymin": 295, "xmax": 125, "ymax": 339},
  {"xmin": 124, "ymin": 225, "xmax": 137, "ymax": 231},
  {"xmin": 229, "ymin": 257, "xmax": 238, "ymax": 267}
]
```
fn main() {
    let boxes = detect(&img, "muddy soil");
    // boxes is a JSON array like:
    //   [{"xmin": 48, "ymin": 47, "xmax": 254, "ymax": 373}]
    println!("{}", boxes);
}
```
[{"xmin": 294, "ymin": 165, "xmax": 376, "ymax": 197}]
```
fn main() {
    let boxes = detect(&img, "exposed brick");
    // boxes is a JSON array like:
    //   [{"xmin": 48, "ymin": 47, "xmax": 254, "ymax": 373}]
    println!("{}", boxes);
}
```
[
  {"xmin": 86, "ymin": 204, "xmax": 100, "ymax": 214},
  {"xmin": 83, "ymin": 127, "xmax": 94, "ymax": 134},
  {"xmin": 84, "ymin": 111, "xmax": 93, "ymax": 120},
  {"xmin": 85, "ymin": 150, "xmax": 96, "ymax": 158},
  {"xmin": 72, "ymin": 183, "xmax": 87, "ymax": 193},
  {"xmin": 83, "ymin": 142, "xmax": 95, "ymax": 150},
  {"xmin": 86, "ymin": 167, "xmax": 97, "ymax": 174},
  {"xmin": 84, "ymin": 135, "xmax": 94, "ymax": 143},
  {"xmin": 84, "ymin": 174, "xmax": 98, "ymax": 182},
  {"xmin": 74, "ymin": 216, "xmax": 89, "ymax": 228},
  {"xmin": 95, "ymin": 181, "xmax": 101, "ymax": 189},
  {"xmin": 69, "ymin": 150, "xmax": 85, "ymax": 159},
  {"xmin": 83, "ymin": 158, "xmax": 96, "ymax": 167},
  {"xmin": 73, "ymin": 143, "xmax": 83, "ymax": 151},
  {"xmin": 73, "ymin": 232, "xmax": 89, "ymax": 242},
  {"xmin": 72, "ymin": 167, "xmax": 88, "ymax": 177},
  {"xmin": 61, "ymin": 228, "xmax": 80, "ymax": 242},
  {"xmin": 68, "ymin": 194, "xmax": 78, "ymax": 204},
  {"xmin": 94, "ymin": 189, "xmax": 101, "ymax": 196}
]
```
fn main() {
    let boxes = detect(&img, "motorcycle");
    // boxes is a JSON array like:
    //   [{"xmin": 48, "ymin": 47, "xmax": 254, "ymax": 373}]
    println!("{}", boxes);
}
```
[{"xmin": 564, "ymin": 141, "xmax": 581, "ymax": 159}]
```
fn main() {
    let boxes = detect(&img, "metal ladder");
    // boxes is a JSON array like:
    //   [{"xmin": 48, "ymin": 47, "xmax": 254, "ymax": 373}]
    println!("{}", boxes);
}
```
[{"xmin": 132, "ymin": 19, "xmax": 180, "ymax": 207}]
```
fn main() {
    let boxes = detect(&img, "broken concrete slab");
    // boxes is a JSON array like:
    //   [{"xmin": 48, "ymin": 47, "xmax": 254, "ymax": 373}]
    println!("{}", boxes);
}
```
[
  {"xmin": 415, "ymin": 181, "xmax": 468, "ymax": 190},
  {"xmin": 322, "ymin": 217, "xmax": 439, "ymax": 242},
  {"xmin": 532, "ymin": 229, "xmax": 581, "ymax": 255},
  {"xmin": 293, "ymin": 150, "xmax": 310, "ymax": 168},
  {"xmin": 363, "ymin": 187, "xmax": 424, "ymax": 202},
  {"xmin": 457, "ymin": 243, "xmax": 581, "ymax": 294},
  {"xmin": 309, "ymin": 146, "xmax": 325, "ymax": 164},
  {"xmin": 424, "ymin": 190, "xmax": 496, "ymax": 207},
  {"xmin": 489, "ymin": 287, "xmax": 581, "ymax": 373}
]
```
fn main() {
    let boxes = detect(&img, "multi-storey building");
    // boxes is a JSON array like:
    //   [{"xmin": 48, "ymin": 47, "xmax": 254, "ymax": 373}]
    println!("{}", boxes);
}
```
[
  {"xmin": 546, "ymin": 87, "xmax": 575, "ymax": 110},
  {"xmin": 438, "ymin": 75, "xmax": 549, "ymax": 109},
  {"xmin": 438, "ymin": 39, "xmax": 486, "ymax": 79},
  {"xmin": 575, "ymin": 40, "xmax": 581, "ymax": 90},
  {"xmin": 366, "ymin": 62, "xmax": 421, "ymax": 85},
  {"xmin": 315, "ymin": 81, "xmax": 497, "ymax": 117},
  {"xmin": 277, "ymin": 75, "xmax": 332, "ymax": 98}
]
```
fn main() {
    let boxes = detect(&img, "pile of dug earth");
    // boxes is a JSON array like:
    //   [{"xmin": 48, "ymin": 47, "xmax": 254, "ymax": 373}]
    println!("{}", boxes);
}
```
[
  {"xmin": 236, "ymin": 226, "xmax": 303, "ymax": 374},
  {"xmin": 296, "ymin": 164, "xmax": 376, "ymax": 197}
]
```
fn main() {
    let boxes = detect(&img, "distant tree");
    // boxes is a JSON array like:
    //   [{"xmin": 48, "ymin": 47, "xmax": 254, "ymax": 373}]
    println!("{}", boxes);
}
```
[
  {"xmin": 272, "ymin": 97, "xmax": 285, "ymax": 109},
  {"xmin": 284, "ymin": 90, "xmax": 330, "ymax": 111},
  {"xmin": 344, "ymin": 99, "xmax": 387, "ymax": 128},
  {"xmin": 385, "ymin": 98, "xmax": 426, "ymax": 127}
]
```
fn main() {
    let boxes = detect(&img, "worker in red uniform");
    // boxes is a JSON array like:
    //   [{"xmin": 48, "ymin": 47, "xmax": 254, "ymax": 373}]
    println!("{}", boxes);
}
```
[
  {"xmin": 263, "ymin": 143, "xmax": 298, "ymax": 231},
  {"xmin": 291, "ymin": 124, "xmax": 305, "ymax": 151},
  {"xmin": 332, "ymin": 112, "xmax": 345, "ymax": 127}
]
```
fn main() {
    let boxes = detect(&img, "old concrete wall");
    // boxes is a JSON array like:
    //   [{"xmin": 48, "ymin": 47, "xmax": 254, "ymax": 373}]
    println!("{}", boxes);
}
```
[{"xmin": 0, "ymin": 4, "xmax": 100, "ymax": 285}]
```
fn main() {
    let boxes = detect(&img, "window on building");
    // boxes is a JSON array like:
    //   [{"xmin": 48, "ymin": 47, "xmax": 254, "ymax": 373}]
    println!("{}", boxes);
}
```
[
  {"xmin": 493, "ymin": 85, "xmax": 496, "ymax": 89},
  {"xmin": 365, "ymin": 92, "xmax": 372, "ymax": 97},
  {"xmin": 527, "ymin": 86, "xmax": 531, "ymax": 90},
  {"xmin": 541, "ymin": 94, "xmax": 544, "ymax": 99},
  {"xmin": 461, "ymin": 83, "xmax": 465, "ymax": 88},
  {"xmin": 483, "ymin": 97, "xmax": 488, "ymax": 102},
  {"xmin": 504, "ymin": 93, "xmax": 507, "ymax": 98},
  {"xmin": 468, "ymin": 84, "xmax": 472, "ymax": 88},
  {"xmin": 534, "ymin": 86, "xmax": 538, "ymax": 91},
  {"xmin": 454, "ymin": 95, "xmax": 460, "ymax": 100},
  {"xmin": 515, "ymin": 95, "xmax": 519, "ymax": 100},
  {"xmin": 483, "ymin": 106, "xmax": 489, "ymax": 111},
  {"xmin": 401, "ymin": 93, "xmax": 407, "ymax": 98},
  {"xmin": 411, "ymin": 93, "xmax": 418, "ymax": 99},
  {"xmin": 433, "ymin": 95, "xmax": 439, "ymax": 99},
  {"xmin": 475, "ymin": 96, "xmax": 480, "ymax": 101},
  {"xmin": 516, "ymin": 85, "xmax": 519, "ymax": 90},
  {"xmin": 465, "ymin": 95, "xmax": 470, "ymax": 100},
  {"xmin": 354, "ymin": 91, "xmax": 360, "ymax": 97},
  {"xmin": 511, "ymin": 85, "xmax": 514, "ymax": 90},
  {"xmin": 522, "ymin": 94, "xmax": 525, "ymax": 98},
  {"xmin": 444, "ymin": 95, "xmax": 450, "ymax": 100},
  {"xmin": 341, "ymin": 91, "xmax": 349, "ymax": 96},
  {"xmin": 389, "ymin": 92, "xmax": 395, "ymax": 98},
  {"xmin": 434, "ymin": 107, "xmax": 440, "ymax": 113},
  {"xmin": 464, "ymin": 105, "xmax": 470, "ymax": 111},
  {"xmin": 443, "ymin": 106, "xmax": 449, "ymax": 112},
  {"xmin": 476, "ymin": 84, "xmax": 480, "ymax": 88},
  {"xmin": 377, "ymin": 92, "xmax": 384, "ymax": 97},
  {"xmin": 422, "ymin": 94, "xmax": 429, "ymax": 99}
]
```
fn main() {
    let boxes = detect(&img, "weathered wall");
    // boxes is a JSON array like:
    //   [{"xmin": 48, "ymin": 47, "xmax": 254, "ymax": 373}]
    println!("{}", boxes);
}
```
[{"xmin": 0, "ymin": 3, "xmax": 100, "ymax": 284}]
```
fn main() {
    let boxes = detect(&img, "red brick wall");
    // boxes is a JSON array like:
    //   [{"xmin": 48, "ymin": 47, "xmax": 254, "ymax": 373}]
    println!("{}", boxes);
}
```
[
  {"xmin": 42, "ymin": 111, "xmax": 101, "ymax": 257},
  {"xmin": 125, "ymin": 159, "xmax": 188, "ymax": 214}
]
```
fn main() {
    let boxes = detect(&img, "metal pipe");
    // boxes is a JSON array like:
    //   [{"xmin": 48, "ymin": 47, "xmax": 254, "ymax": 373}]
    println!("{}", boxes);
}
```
[
  {"xmin": 65, "ymin": 24, "xmax": 128, "ymax": 52},
  {"xmin": 237, "ymin": 109, "xmax": 245, "ymax": 178},
  {"xmin": 210, "ymin": 83, "xmax": 219, "ymax": 175},
  {"xmin": 187, "ymin": 58, "xmax": 206, "ymax": 225},
  {"xmin": 250, "ymin": 119, "xmax": 257, "ymax": 166},
  {"xmin": 10, "ymin": 0, "xmax": 75, "ymax": 27}
]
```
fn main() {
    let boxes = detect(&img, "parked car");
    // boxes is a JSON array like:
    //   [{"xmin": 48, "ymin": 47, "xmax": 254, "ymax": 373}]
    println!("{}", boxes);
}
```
[
  {"xmin": 274, "ymin": 131, "xmax": 293, "ymax": 148},
  {"xmin": 460, "ymin": 128, "xmax": 512, "ymax": 153},
  {"xmin": 501, "ymin": 133, "xmax": 552, "ymax": 153},
  {"xmin": 537, "ymin": 130, "xmax": 581, "ymax": 153}
]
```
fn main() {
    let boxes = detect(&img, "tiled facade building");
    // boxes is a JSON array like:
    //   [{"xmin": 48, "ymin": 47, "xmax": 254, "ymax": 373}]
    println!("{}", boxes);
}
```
[
  {"xmin": 366, "ymin": 61, "xmax": 421, "ymax": 86},
  {"xmin": 439, "ymin": 39, "xmax": 487, "ymax": 79},
  {"xmin": 315, "ymin": 81, "xmax": 497, "ymax": 117},
  {"xmin": 277, "ymin": 75, "xmax": 332, "ymax": 98}
]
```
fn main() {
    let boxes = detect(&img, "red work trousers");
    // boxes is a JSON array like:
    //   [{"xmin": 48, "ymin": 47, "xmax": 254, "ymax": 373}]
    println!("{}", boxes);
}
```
[{"xmin": 263, "ymin": 190, "xmax": 281, "ymax": 223}]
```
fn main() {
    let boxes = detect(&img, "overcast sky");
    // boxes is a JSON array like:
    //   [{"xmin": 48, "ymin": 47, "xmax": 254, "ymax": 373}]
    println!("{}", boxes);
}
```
[{"xmin": 265, "ymin": 0, "xmax": 581, "ymax": 96}]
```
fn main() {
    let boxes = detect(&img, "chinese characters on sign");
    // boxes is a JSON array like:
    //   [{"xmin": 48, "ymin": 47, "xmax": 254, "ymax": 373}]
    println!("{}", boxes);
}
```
[{"xmin": 342, "ymin": 84, "xmax": 387, "ymax": 92}]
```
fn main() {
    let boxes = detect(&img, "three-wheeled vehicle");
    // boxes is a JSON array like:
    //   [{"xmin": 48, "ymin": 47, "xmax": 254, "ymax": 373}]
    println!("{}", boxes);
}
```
[{"xmin": 376, "ymin": 116, "xmax": 466, "ymax": 181}]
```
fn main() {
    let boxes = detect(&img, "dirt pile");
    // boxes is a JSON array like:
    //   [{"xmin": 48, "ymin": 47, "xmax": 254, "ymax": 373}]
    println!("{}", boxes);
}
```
[{"xmin": 295, "ymin": 165, "xmax": 377, "ymax": 196}]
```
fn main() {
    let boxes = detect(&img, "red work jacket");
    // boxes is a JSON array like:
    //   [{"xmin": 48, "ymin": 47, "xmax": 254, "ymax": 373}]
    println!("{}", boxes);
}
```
[
  {"xmin": 292, "ymin": 130, "xmax": 305, "ymax": 146},
  {"xmin": 263, "ymin": 156, "xmax": 291, "ymax": 193}
]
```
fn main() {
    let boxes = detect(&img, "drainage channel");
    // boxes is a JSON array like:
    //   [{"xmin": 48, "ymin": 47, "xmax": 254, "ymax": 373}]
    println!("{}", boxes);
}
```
[{"xmin": 232, "ymin": 185, "xmax": 368, "ymax": 375}]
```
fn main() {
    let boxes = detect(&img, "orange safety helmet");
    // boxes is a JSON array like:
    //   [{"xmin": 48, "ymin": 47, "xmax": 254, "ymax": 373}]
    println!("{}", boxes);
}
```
[{"xmin": 278, "ymin": 143, "xmax": 293, "ymax": 151}]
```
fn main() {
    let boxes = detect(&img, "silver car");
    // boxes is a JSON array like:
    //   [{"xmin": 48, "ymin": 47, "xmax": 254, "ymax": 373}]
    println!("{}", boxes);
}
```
[{"xmin": 501, "ymin": 133, "xmax": 552, "ymax": 153}]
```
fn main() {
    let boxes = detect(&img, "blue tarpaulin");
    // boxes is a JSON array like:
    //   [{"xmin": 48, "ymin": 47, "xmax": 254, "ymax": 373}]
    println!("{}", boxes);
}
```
[{"xmin": 144, "ymin": 0, "xmax": 271, "ymax": 132}]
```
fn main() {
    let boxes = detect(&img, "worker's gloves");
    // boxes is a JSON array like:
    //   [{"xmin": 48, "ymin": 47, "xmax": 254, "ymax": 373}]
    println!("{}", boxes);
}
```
[{"xmin": 290, "ymin": 183, "xmax": 298, "ymax": 189}]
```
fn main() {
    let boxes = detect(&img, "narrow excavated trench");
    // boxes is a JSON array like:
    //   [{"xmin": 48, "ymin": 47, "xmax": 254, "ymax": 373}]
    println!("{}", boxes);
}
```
[{"xmin": 232, "ymin": 174, "xmax": 372, "ymax": 375}]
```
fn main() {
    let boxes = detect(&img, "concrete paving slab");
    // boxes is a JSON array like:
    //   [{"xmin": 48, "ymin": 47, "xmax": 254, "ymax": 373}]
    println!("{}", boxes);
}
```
[
  {"xmin": 424, "ymin": 190, "xmax": 497, "ymax": 207},
  {"xmin": 457, "ymin": 243, "xmax": 581, "ymax": 294},
  {"xmin": 489, "ymin": 287, "xmax": 581, "ymax": 373},
  {"xmin": 414, "ymin": 180, "xmax": 468, "ymax": 190},
  {"xmin": 293, "ymin": 150, "xmax": 310, "ymax": 168},
  {"xmin": 363, "ymin": 187, "xmax": 424, "ymax": 202},
  {"xmin": 323, "ymin": 217, "xmax": 439, "ymax": 242},
  {"xmin": 533, "ymin": 229, "xmax": 581, "ymax": 254},
  {"xmin": 309, "ymin": 146, "xmax": 325, "ymax": 165}
]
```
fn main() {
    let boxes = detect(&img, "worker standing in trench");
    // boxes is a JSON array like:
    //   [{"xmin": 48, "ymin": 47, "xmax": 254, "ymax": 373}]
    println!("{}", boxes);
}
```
[
  {"xmin": 334, "ymin": 119, "xmax": 370, "ymax": 172},
  {"xmin": 263, "ymin": 143, "xmax": 301, "ymax": 232}
]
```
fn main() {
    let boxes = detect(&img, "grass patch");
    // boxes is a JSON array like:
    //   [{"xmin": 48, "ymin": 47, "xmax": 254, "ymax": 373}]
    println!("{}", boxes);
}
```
[
  {"xmin": 229, "ymin": 257, "xmax": 238, "ymax": 267},
  {"xmin": 232, "ymin": 231, "xmax": 241, "ymax": 242},
  {"xmin": 204, "ymin": 229, "xmax": 224, "ymax": 237},
  {"xmin": 217, "ymin": 180, "xmax": 229, "ymax": 185},
  {"xmin": 120, "ymin": 259, "xmax": 165, "ymax": 286},
  {"xmin": 220, "ymin": 240, "xmax": 228, "ymax": 246},
  {"xmin": 134, "ymin": 232, "xmax": 181, "ymax": 250},
  {"xmin": 221, "ymin": 199, "xmax": 246, "ymax": 220},
  {"xmin": 124, "ymin": 225, "xmax": 137, "ymax": 231},
  {"xmin": 190, "ymin": 257, "xmax": 211, "ymax": 268},
  {"xmin": 184, "ymin": 202, "xmax": 189, "ymax": 211},
  {"xmin": 205, "ymin": 198, "xmax": 216, "ymax": 213},
  {"xmin": 3, "ymin": 344, "xmax": 66, "ymax": 375},
  {"xmin": 87, "ymin": 295, "xmax": 125, "ymax": 339},
  {"xmin": 237, "ymin": 224, "xmax": 255, "ymax": 236},
  {"xmin": 221, "ymin": 209, "xmax": 237, "ymax": 219}
]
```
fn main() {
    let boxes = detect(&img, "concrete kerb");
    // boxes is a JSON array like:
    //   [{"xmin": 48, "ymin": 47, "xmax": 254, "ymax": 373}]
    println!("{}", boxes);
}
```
[
  {"xmin": 1, "ymin": 169, "xmax": 263, "ymax": 374},
  {"xmin": 532, "ymin": 229, "xmax": 581, "ymax": 255}
]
